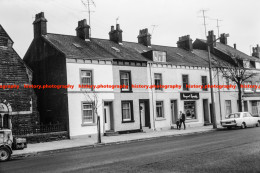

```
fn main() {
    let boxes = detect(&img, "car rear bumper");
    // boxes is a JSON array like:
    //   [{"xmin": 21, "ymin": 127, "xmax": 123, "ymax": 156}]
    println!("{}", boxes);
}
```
[{"xmin": 221, "ymin": 123, "xmax": 237, "ymax": 127}]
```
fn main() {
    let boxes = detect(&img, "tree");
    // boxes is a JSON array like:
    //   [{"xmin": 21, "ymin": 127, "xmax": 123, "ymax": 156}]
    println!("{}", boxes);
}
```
[
  {"xmin": 213, "ymin": 52, "xmax": 258, "ymax": 112},
  {"xmin": 84, "ymin": 91, "xmax": 102, "ymax": 143}
]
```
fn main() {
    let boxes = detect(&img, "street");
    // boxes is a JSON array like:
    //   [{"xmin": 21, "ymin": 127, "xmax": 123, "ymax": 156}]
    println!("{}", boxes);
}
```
[{"xmin": 1, "ymin": 127, "xmax": 260, "ymax": 173}]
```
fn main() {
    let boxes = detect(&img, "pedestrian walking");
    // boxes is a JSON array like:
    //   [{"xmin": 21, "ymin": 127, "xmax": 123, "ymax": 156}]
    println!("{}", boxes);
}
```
[{"xmin": 179, "ymin": 111, "xmax": 186, "ymax": 130}]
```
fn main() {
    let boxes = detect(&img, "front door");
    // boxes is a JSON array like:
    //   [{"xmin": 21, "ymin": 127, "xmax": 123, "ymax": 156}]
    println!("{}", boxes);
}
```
[
  {"xmin": 171, "ymin": 100, "xmax": 178, "ymax": 124},
  {"xmin": 104, "ymin": 106, "xmax": 111, "ymax": 131},
  {"xmin": 203, "ymin": 99, "xmax": 210, "ymax": 123},
  {"xmin": 140, "ymin": 103, "xmax": 145, "ymax": 127}
]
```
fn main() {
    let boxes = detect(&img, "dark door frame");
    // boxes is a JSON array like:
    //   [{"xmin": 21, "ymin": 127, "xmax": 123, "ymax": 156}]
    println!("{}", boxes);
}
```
[{"xmin": 139, "ymin": 99, "xmax": 151, "ymax": 130}]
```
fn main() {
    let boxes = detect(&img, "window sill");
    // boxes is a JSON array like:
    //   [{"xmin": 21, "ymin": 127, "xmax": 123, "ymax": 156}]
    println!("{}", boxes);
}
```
[
  {"xmin": 122, "ymin": 120, "xmax": 135, "ymax": 123},
  {"xmin": 186, "ymin": 119, "xmax": 198, "ymax": 122},
  {"xmin": 120, "ymin": 90, "xmax": 133, "ymax": 93},
  {"xmin": 81, "ymin": 123, "xmax": 97, "ymax": 126},
  {"xmin": 244, "ymin": 91, "xmax": 254, "ymax": 93},
  {"xmin": 155, "ymin": 118, "xmax": 166, "ymax": 121}
]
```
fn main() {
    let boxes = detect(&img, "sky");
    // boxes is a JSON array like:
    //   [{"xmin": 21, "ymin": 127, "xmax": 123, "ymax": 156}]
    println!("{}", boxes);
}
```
[{"xmin": 0, "ymin": 0, "xmax": 259, "ymax": 58}]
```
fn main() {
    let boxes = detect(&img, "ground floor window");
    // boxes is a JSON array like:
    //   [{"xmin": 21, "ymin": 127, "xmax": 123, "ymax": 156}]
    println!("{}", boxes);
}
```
[
  {"xmin": 122, "ymin": 101, "xmax": 134, "ymax": 122},
  {"xmin": 82, "ymin": 102, "xmax": 94, "ymax": 124},
  {"xmin": 225, "ymin": 100, "xmax": 232, "ymax": 116},
  {"xmin": 184, "ymin": 101, "xmax": 196, "ymax": 120},
  {"xmin": 156, "ymin": 101, "xmax": 164, "ymax": 118},
  {"xmin": 251, "ymin": 101, "xmax": 260, "ymax": 116}
]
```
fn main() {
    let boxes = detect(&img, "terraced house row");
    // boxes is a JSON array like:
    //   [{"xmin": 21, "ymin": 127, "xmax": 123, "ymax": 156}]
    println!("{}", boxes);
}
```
[{"xmin": 23, "ymin": 12, "xmax": 260, "ymax": 137}]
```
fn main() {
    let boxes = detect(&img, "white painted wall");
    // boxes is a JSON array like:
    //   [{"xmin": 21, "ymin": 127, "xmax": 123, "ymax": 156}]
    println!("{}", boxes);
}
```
[{"xmin": 66, "ymin": 62, "xmax": 114, "ymax": 137}]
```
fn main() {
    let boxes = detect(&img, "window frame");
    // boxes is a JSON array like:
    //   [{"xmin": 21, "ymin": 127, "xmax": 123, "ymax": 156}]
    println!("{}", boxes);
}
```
[
  {"xmin": 154, "ymin": 73, "xmax": 163, "ymax": 91},
  {"xmin": 81, "ymin": 101, "xmax": 95, "ymax": 125},
  {"xmin": 182, "ymin": 74, "xmax": 189, "ymax": 91},
  {"xmin": 156, "ymin": 101, "xmax": 164, "ymax": 118},
  {"xmin": 201, "ymin": 76, "xmax": 208, "ymax": 91},
  {"xmin": 120, "ymin": 70, "xmax": 132, "ymax": 92},
  {"xmin": 80, "ymin": 69, "xmax": 93, "ymax": 91},
  {"xmin": 121, "ymin": 100, "xmax": 134, "ymax": 123}
]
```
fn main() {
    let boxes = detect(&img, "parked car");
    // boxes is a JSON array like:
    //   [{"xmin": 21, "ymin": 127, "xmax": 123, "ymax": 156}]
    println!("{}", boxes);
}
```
[
  {"xmin": 252, "ymin": 114, "xmax": 260, "ymax": 123},
  {"xmin": 220, "ymin": 112, "xmax": 260, "ymax": 129}
]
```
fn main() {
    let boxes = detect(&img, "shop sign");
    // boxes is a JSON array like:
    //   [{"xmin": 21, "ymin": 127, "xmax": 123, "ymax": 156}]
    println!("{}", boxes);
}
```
[{"xmin": 180, "ymin": 92, "xmax": 199, "ymax": 100}]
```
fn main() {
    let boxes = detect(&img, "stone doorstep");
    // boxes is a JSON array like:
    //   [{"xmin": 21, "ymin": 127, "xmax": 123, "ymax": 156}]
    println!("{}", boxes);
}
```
[{"xmin": 11, "ymin": 128, "xmax": 215, "ymax": 159}]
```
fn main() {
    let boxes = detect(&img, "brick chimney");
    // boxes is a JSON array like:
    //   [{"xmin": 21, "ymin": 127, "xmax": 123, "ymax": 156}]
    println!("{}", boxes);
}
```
[
  {"xmin": 33, "ymin": 12, "xmax": 47, "ymax": 38},
  {"xmin": 76, "ymin": 19, "xmax": 90, "ymax": 40},
  {"xmin": 252, "ymin": 44, "xmax": 260, "ymax": 58},
  {"xmin": 109, "ymin": 24, "xmax": 122, "ymax": 44},
  {"xmin": 220, "ymin": 33, "xmax": 228, "ymax": 44},
  {"xmin": 137, "ymin": 28, "xmax": 151, "ymax": 47},
  {"xmin": 177, "ymin": 35, "xmax": 193, "ymax": 51},
  {"xmin": 207, "ymin": 30, "xmax": 216, "ymax": 51}
]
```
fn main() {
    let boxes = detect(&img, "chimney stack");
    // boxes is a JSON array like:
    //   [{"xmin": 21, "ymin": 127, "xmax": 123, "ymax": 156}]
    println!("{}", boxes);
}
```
[
  {"xmin": 233, "ymin": 43, "xmax": 236, "ymax": 49},
  {"xmin": 207, "ymin": 31, "xmax": 216, "ymax": 51},
  {"xmin": 220, "ymin": 33, "xmax": 228, "ymax": 45},
  {"xmin": 33, "ymin": 12, "xmax": 47, "ymax": 38},
  {"xmin": 109, "ymin": 24, "xmax": 123, "ymax": 44},
  {"xmin": 137, "ymin": 28, "xmax": 151, "ymax": 47},
  {"xmin": 252, "ymin": 44, "xmax": 260, "ymax": 58},
  {"xmin": 177, "ymin": 35, "xmax": 193, "ymax": 51},
  {"xmin": 76, "ymin": 19, "xmax": 90, "ymax": 40}
]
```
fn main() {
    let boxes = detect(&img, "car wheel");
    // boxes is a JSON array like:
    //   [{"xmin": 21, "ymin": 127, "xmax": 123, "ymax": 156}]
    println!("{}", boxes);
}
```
[
  {"xmin": 241, "ymin": 123, "xmax": 246, "ymax": 129},
  {"xmin": 0, "ymin": 147, "xmax": 11, "ymax": 162},
  {"xmin": 256, "ymin": 122, "xmax": 260, "ymax": 127}
]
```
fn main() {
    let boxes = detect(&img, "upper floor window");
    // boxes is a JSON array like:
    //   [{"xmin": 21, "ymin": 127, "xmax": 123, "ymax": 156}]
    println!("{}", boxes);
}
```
[
  {"xmin": 182, "ymin": 75, "xmax": 189, "ymax": 91},
  {"xmin": 225, "ymin": 77, "xmax": 230, "ymax": 90},
  {"xmin": 201, "ymin": 76, "xmax": 207, "ymax": 91},
  {"xmin": 82, "ymin": 102, "xmax": 94, "ymax": 124},
  {"xmin": 225, "ymin": 100, "xmax": 232, "ymax": 115},
  {"xmin": 81, "ymin": 70, "xmax": 92, "ymax": 90},
  {"xmin": 120, "ymin": 71, "xmax": 132, "ymax": 92},
  {"xmin": 256, "ymin": 81, "xmax": 260, "ymax": 92},
  {"xmin": 153, "ymin": 51, "xmax": 166, "ymax": 62},
  {"xmin": 244, "ymin": 81, "xmax": 252, "ymax": 92},
  {"xmin": 154, "ymin": 73, "xmax": 162, "ymax": 90}
]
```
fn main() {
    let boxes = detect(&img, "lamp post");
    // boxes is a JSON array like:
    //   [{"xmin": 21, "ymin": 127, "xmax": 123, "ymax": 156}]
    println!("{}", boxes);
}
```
[{"xmin": 207, "ymin": 33, "xmax": 229, "ymax": 129}]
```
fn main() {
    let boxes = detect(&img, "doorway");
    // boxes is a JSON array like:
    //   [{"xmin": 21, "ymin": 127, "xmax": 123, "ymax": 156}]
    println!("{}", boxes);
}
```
[
  {"xmin": 171, "ymin": 100, "xmax": 178, "ymax": 124},
  {"xmin": 139, "ymin": 99, "xmax": 150, "ymax": 129},
  {"xmin": 103, "ymin": 102, "xmax": 113, "ymax": 132},
  {"xmin": 203, "ymin": 99, "xmax": 210, "ymax": 124}
]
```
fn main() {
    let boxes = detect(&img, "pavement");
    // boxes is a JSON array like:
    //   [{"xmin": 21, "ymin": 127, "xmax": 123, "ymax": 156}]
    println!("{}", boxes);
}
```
[{"xmin": 12, "ymin": 125, "xmax": 216, "ymax": 158}]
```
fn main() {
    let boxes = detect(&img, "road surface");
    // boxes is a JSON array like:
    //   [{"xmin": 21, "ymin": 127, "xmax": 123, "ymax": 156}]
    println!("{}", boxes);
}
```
[{"xmin": 1, "ymin": 127, "xmax": 260, "ymax": 173}]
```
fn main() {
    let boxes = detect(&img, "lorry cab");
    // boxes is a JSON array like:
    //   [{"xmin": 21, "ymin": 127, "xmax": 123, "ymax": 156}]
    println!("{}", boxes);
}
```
[{"xmin": 0, "ymin": 129, "xmax": 13, "ymax": 162}]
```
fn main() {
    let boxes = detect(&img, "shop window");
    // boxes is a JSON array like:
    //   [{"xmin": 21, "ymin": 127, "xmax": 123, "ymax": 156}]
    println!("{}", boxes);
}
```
[
  {"xmin": 156, "ymin": 101, "xmax": 164, "ymax": 118},
  {"xmin": 120, "ymin": 71, "xmax": 132, "ymax": 92},
  {"xmin": 184, "ymin": 101, "xmax": 196, "ymax": 120},
  {"xmin": 82, "ymin": 102, "xmax": 94, "ymax": 124},
  {"xmin": 225, "ymin": 100, "xmax": 232, "ymax": 115},
  {"xmin": 121, "ymin": 101, "xmax": 134, "ymax": 122},
  {"xmin": 154, "ymin": 73, "xmax": 162, "ymax": 90},
  {"xmin": 182, "ymin": 75, "xmax": 189, "ymax": 91},
  {"xmin": 201, "ymin": 76, "xmax": 207, "ymax": 91}
]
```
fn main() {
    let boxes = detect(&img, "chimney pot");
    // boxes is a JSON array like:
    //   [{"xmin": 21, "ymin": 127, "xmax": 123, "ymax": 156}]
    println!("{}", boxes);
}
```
[
  {"xmin": 177, "ymin": 35, "xmax": 193, "ymax": 51},
  {"xmin": 234, "ymin": 43, "xmax": 236, "ymax": 49},
  {"xmin": 220, "ymin": 33, "xmax": 228, "ymax": 45},
  {"xmin": 137, "ymin": 28, "xmax": 151, "ymax": 47},
  {"xmin": 76, "ymin": 19, "xmax": 90, "ymax": 40},
  {"xmin": 207, "ymin": 30, "xmax": 216, "ymax": 51},
  {"xmin": 33, "ymin": 12, "xmax": 47, "ymax": 38},
  {"xmin": 109, "ymin": 24, "xmax": 123, "ymax": 44},
  {"xmin": 252, "ymin": 44, "xmax": 260, "ymax": 58}
]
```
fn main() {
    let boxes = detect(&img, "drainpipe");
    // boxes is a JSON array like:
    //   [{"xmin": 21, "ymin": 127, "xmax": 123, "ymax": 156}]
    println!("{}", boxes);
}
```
[{"xmin": 149, "ymin": 62, "xmax": 156, "ymax": 130}]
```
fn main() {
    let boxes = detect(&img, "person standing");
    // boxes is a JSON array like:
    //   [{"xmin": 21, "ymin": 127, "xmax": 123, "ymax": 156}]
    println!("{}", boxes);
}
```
[{"xmin": 179, "ymin": 111, "xmax": 186, "ymax": 130}]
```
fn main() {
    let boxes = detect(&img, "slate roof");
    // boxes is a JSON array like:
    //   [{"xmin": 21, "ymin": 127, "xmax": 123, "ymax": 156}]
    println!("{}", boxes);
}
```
[
  {"xmin": 196, "ymin": 39, "xmax": 260, "ymax": 62},
  {"xmin": 43, "ymin": 33, "xmax": 211, "ymax": 67}
]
